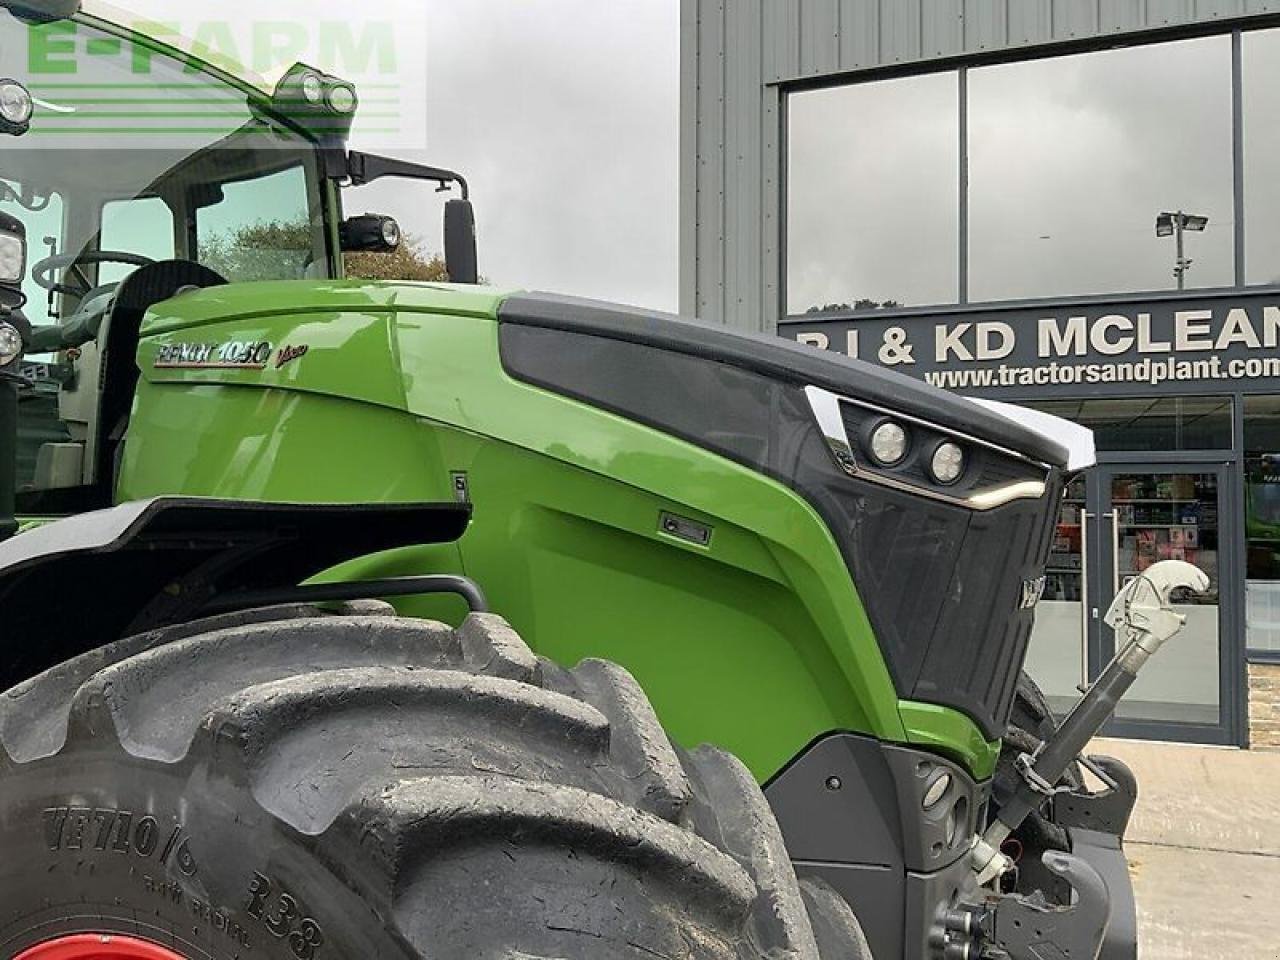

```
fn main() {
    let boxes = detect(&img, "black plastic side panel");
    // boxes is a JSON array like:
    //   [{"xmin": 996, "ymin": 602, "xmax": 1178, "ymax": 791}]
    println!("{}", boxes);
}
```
[
  {"xmin": 0, "ymin": 498, "xmax": 471, "ymax": 688},
  {"xmin": 498, "ymin": 292, "xmax": 1069, "ymax": 467},
  {"xmin": 500, "ymin": 322, "xmax": 1063, "ymax": 737},
  {"xmin": 765, "ymin": 733, "xmax": 987, "ymax": 960}
]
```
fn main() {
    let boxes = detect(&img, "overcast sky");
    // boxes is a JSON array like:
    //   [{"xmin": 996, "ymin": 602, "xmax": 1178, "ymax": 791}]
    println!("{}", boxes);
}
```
[{"xmin": 109, "ymin": 0, "xmax": 681, "ymax": 311}]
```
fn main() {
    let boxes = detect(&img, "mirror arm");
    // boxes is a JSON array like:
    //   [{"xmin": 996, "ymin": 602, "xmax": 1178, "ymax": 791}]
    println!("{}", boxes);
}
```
[{"xmin": 345, "ymin": 151, "xmax": 469, "ymax": 200}]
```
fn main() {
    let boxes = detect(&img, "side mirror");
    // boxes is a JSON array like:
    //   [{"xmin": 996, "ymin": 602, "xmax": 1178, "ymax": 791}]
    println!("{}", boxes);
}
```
[
  {"xmin": 340, "ymin": 213, "xmax": 401, "ymax": 253},
  {"xmin": 444, "ymin": 199, "xmax": 478, "ymax": 285}
]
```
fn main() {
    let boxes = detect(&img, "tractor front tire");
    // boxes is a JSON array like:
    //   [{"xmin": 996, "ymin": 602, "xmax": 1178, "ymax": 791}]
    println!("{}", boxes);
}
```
[{"xmin": 0, "ymin": 604, "xmax": 871, "ymax": 960}]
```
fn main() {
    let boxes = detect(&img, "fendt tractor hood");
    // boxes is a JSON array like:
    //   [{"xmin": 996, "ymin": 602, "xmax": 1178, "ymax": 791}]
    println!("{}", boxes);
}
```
[
  {"xmin": 139, "ymin": 282, "xmax": 1079, "ymax": 472},
  {"xmin": 137, "ymin": 282, "xmax": 1082, "ymax": 741}
]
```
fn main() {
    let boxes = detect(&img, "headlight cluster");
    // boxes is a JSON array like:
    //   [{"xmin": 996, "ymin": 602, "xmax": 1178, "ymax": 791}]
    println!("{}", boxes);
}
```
[
  {"xmin": 0, "ymin": 79, "xmax": 32, "ymax": 136},
  {"xmin": 805, "ymin": 386, "xmax": 1050, "ymax": 510},
  {"xmin": 0, "ymin": 210, "xmax": 28, "ymax": 366},
  {"xmin": 0, "ymin": 232, "xmax": 23, "ymax": 286},
  {"xmin": 273, "ymin": 63, "xmax": 360, "ymax": 129},
  {"xmin": 866, "ymin": 418, "xmax": 967, "ymax": 486}
]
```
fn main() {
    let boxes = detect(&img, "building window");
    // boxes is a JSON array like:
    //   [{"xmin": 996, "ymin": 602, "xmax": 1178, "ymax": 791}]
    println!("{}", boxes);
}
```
[
  {"xmin": 968, "ymin": 36, "xmax": 1234, "ymax": 302},
  {"xmin": 1025, "ymin": 397, "xmax": 1233, "ymax": 452},
  {"xmin": 1243, "ymin": 28, "xmax": 1280, "ymax": 287},
  {"xmin": 784, "ymin": 32, "xmax": 1252, "ymax": 315},
  {"xmin": 1246, "ymin": 396, "xmax": 1280, "ymax": 656},
  {"xmin": 786, "ymin": 72, "xmax": 958, "ymax": 315}
]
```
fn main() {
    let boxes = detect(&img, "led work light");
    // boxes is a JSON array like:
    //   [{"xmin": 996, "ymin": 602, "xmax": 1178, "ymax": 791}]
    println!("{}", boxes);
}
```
[
  {"xmin": 0, "ymin": 322, "xmax": 21, "ymax": 367},
  {"xmin": 930, "ymin": 442, "xmax": 966, "ymax": 485},
  {"xmin": 272, "ymin": 64, "xmax": 360, "ymax": 140},
  {"xmin": 869, "ymin": 420, "xmax": 908, "ymax": 466},
  {"xmin": 0, "ymin": 79, "xmax": 33, "ymax": 136}
]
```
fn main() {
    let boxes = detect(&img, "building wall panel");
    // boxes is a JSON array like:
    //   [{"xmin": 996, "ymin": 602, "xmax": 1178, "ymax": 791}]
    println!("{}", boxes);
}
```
[
  {"xmin": 762, "ymin": 2, "xmax": 799, "ymax": 85},
  {"xmin": 1006, "ymin": 0, "xmax": 1055, "ymax": 46},
  {"xmin": 799, "ymin": 0, "xmax": 842, "ymax": 76},
  {"xmin": 879, "ymin": 0, "xmax": 923, "ymax": 63},
  {"xmin": 692, "ymin": 0, "xmax": 725, "ymax": 321},
  {"xmin": 922, "ymin": 0, "xmax": 966, "ymax": 58},
  {"xmin": 1193, "ymin": 0, "xmax": 1248, "ymax": 18},
  {"xmin": 724, "ymin": 0, "xmax": 763, "ymax": 323},
  {"xmin": 1051, "ymin": 0, "xmax": 1101, "ymax": 38},
  {"xmin": 1099, "ymin": 0, "xmax": 1148, "ymax": 33},
  {"xmin": 1145, "ymin": 0, "xmax": 1198, "ymax": 26},
  {"xmin": 837, "ymin": 0, "xmax": 882, "ymax": 68},
  {"xmin": 963, "ymin": 0, "xmax": 1010, "ymax": 52},
  {"xmin": 681, "ymin": 0, "xmax": 1280, "ymax": 330}
]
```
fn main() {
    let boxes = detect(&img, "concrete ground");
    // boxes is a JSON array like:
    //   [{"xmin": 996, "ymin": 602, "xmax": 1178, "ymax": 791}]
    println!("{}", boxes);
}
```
[{"xmin": 1090, "ymin": 738, "xmax": 1280, "ymax": 960}]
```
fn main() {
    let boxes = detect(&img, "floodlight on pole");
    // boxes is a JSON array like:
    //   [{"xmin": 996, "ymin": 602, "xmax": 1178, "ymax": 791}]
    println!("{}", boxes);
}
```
[{"xmin": 1156, "ymin": 210, "xmax": 1209, "ymax": 290}]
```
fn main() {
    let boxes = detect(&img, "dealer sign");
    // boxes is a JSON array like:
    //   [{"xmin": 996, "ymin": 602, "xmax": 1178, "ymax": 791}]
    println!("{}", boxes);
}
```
[{"xmin": 779, "ymin": 291, "xmax": 1280, "ymax": 398}]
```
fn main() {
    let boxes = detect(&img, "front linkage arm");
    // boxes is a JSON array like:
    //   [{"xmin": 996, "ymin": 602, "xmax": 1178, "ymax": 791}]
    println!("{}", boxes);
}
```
[{"xmin": 937, "ymin": 560, "xmax": 1209, "ymax": 960}]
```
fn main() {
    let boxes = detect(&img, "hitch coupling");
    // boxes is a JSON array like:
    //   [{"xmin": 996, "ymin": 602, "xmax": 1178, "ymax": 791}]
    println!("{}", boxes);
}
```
[{"xmin": 941, "ymin": 560, "xmax": 1208, "ymax": 959}]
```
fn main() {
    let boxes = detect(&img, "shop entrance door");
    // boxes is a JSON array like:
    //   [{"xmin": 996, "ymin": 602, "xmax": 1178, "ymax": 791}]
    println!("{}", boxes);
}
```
[
  {"xmin": 1024, "ymin": 463, "xmax": 1241, "ymax": 744},
  {"xmin": 1097, "ymin": 464, "xmax": 1237, "ymax": 742}
]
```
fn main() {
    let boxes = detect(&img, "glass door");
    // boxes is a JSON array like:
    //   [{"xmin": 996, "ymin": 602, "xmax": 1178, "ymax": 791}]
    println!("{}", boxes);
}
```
[
  {"xmin": 1024, "ymin": 474, "xmax": 1090, "ymax": 715},
  {"xmin": 1098, "ymin": 465, "xmax": 1234, "ymax": 741}
]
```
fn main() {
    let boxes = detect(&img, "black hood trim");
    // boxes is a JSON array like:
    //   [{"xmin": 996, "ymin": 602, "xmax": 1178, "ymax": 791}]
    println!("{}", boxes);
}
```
[{"xmin": 498, "ymin": 292, "xmax": 1069, "ymax": 469}]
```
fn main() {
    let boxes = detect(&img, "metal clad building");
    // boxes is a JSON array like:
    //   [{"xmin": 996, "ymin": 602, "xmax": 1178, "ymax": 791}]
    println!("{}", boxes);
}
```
[
  {"xmin": 682, "ymin": 0, "xmax": 1280, "ymax": 758},
  {"xmin": 681, "ymin": 0, "xmax": 1280, "ymax": 332}
]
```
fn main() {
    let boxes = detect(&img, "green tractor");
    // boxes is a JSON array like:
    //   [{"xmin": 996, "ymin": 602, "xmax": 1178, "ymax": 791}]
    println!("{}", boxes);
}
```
[{"xmin": 0, "ymin": 3, "xmax": 1206, "ymax": 959}]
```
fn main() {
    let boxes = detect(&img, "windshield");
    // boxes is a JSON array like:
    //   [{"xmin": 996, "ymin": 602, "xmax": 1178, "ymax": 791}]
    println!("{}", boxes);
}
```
[{"xmin": 0, "ymin": 10, "xmax": 331, "ymax": 331}]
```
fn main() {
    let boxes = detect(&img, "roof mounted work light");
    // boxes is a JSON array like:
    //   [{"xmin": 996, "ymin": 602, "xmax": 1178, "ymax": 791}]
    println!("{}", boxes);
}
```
[
  {"xmin": 271, "ymin": 63, "xmax": 359, "ymax": 141},
  {"xmin": 0, "ymin": 0, "xmax": 80, "ymax": 23},
  {"xmin": 0, "ymin": 79, "xmax": 32, "ymax": 137}
]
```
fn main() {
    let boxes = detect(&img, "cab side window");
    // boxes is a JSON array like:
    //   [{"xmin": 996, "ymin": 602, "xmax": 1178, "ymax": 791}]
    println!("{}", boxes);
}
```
[{"xmin": 99, "ymin": 196, "xmax": 176, "ymax": 286}]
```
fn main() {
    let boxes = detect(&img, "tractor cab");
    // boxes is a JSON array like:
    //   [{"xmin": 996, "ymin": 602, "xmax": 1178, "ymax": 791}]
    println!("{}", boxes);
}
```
[{"xmin": 0, "ymin": 1, "xmax": 476, "ymax": 532}]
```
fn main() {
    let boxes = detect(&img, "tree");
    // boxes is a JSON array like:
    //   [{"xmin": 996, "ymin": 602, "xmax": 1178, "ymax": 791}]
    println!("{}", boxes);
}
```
[
  {"xmin": 346, "ymin": 243, "xmax": 449, "ymax": 282},
  {"xmin": 805, "ymin": 297, "xmax": 902, "ymax": 314},
  {"xmin": 200, "ymin": 216, "xmax": 457, "ymax": 283}
]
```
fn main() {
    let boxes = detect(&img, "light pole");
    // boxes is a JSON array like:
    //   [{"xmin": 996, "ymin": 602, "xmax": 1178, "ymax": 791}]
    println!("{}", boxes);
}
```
[{"xmin": 1155, "ymin": 211, "xmax": 1209, "ymax": 291}]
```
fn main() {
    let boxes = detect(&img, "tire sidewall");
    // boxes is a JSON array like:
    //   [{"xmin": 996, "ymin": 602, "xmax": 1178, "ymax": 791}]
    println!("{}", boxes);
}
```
[{"xmin": 0, "ymin": 748, "xmax": 403, "ymax": 960}]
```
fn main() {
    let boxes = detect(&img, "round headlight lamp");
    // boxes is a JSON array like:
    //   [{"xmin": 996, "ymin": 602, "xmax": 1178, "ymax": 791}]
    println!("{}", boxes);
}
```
[
  {"xmin": 0, "ymin": 79, "xmax": 33, "ymax": 139},
  {"xmin": 868, "ymin": 421, "xmax": 908, "ymax": 466},
  {"xmin": 0, "ymin": 232, "xmax": 24, "ymax": 286},
  {"xmin": 930, "ymin": 442, "xmax": 966, "ymax": 485},
  {"xmin": 327, "ymin": 83, "xmax": 357, "ymax": 115},
  {"xmin": 381, "ymin": 217, "xmax": 402, "ymax": 249},
  {"xmin": 0, "ymin": 80, "xmax": 33, "ymax": 127},
  {"xmin": 0, "ymin": 321, "xmax": 23, "ymax": 367},
  {"xmin": 922, "ymin": 772, "xmax": 951, "ymax": 809},
  {"xmin": 300, "ymin": 72, "xmax": 324, "ymax": 105}
]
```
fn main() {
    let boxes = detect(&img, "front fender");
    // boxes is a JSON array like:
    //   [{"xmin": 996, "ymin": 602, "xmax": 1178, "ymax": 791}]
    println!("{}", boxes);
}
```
[{"xmin": 0, "ymin": 497, "xmax": 470, "ymax": 688}]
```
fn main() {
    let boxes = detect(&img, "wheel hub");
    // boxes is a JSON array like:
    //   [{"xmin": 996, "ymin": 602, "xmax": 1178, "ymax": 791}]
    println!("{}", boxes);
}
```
[{"xmin": 15, "ymin": 935, "xmax": 189, "ymax": 960}]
